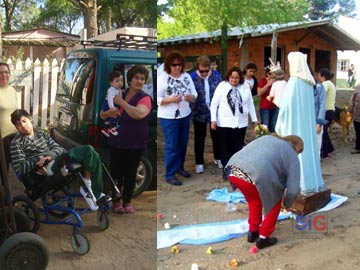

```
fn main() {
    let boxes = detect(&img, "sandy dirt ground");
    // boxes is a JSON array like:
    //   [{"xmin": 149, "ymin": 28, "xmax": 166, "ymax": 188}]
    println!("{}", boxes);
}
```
[
  {"xmin": 7, "ymin": 169, "xmax": 157, "ymax": 270},
  {"xmin": 157, "ymin": 89, "xmax": 360, "ymax": 270}
]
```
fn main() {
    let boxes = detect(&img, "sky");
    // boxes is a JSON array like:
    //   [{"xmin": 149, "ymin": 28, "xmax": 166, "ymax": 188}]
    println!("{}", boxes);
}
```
[{"xmin": 356, "ymin": 0, "xmax": 360, "ymax": 17}]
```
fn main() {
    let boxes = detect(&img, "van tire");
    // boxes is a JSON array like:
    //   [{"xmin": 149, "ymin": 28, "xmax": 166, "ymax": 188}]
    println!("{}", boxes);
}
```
[{"xmin": 132, "ymin": 151, "xmax": 154, "ymax": 197}]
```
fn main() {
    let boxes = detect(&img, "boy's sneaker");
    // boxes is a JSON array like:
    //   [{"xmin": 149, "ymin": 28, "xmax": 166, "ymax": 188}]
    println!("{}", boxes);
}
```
[
  {"xmin": 108, "ymin": 127, "xmax": 118, "ymax": 136},
  {"xmin": 80, "ymin": 186, "xmax": 98, "ymax": 211},
  {"xmin": 195, "ymin": 164, "xmax": 204, "ymax": 174},
  {"xmin": 101, "ymin": 128, "xmax": 110, "ymax": 138},
  {"xmin": 102, "ymin": 127, "xmax": 118, "ymax": 137}
]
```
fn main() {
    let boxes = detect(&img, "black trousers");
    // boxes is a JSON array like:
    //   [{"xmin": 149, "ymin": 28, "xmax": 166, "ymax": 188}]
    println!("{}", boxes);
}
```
[
  {"xmin": 109, "ymin": 147, "xmax": 144, "ymax": 204},
  {"xmin": 217, "ymin": 126, "xmax": 247, "ymax": 167},
  {"xmin": 321, "ymin": 110, "xmax": 335, "ymax": 158},
  {"xmin": 354, "ymin": 121, "xmax": 360, "ymax": 150},
  {"xmin": 193, "ymin": 120, "xmax": 221, "ymax": 165}
]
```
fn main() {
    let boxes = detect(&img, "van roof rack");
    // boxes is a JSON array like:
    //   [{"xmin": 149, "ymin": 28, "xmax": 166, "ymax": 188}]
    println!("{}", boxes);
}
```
[{"xmin": 81, "ymin": 34, "xmax": 157, "ymax": 51}]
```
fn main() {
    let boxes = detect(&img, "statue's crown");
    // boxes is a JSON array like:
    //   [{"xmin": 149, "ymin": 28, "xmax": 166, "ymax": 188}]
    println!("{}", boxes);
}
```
[{"xmin": 268, "ymin": 58, "xmax": 282, "ymax": 73}]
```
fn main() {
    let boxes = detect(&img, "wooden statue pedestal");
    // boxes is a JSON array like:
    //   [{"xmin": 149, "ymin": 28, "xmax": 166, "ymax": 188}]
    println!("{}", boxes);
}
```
[{"xmin": 290, "ymin": 189, "xmax": 331, "ymax": 216}]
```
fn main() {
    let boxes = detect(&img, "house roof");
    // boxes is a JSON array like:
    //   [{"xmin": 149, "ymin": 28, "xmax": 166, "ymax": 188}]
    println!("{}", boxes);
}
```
[
  {"xmin": 158, "ymin": 20, "xmax": 360, "ymax": 51},
  {"xmin": 2, "ymin": 27, "xmax": 80, "ymax": 47}
]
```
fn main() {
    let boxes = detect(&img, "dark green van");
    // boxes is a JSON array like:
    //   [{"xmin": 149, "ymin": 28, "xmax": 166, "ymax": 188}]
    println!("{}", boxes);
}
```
[{"xmin": 51, "ymin": 35, "xmax": 157, "ymax": 196}]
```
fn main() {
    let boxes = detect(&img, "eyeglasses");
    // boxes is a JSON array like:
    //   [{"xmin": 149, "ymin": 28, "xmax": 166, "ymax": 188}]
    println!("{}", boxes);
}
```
[
  {"xmin": 199, "ymin": 69, "xmax": 210, "ymax": 74},
  {"xmin": 171, "ymin": 63, "xmax": 182, "ymax": 67},
  {"xmin": 0, "ymin": 71, "xmax": 10, "ymax": 75}
]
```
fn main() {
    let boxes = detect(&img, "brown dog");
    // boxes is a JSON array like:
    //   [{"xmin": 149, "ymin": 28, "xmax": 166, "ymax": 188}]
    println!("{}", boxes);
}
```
[{"xmin": 329, "ymin": 106, "xmax": 352, "ymax": 143}]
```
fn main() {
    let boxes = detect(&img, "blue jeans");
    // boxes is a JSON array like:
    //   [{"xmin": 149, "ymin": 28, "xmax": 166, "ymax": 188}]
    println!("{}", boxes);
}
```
[
  {"xmin": 259, "ymin": 108, "xmax": 279, "ymax": 132},
  {"xmin": 160, "ymin": 115, "xmax": 191, "ymax": 180}
]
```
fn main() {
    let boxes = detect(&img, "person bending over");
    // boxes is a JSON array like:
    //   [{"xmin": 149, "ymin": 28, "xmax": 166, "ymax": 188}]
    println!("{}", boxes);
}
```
[{"xmin": 225, "ymin": 134, "xmax": 303, "ymax": 249}]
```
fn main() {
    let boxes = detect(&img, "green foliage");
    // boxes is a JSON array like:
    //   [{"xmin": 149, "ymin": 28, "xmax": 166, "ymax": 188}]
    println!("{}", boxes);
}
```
[
  {"xmin": 158, "ymin": 0, "xmax": 357, "ymax": 39},
  {"xmin": 158, "ymin": 0, "xmax": 309, "ymax": 39},
  {"xmin": 35, "ymin": 0, "xmax": 81, "ymax": 34},
  {"xmin": 1, "ymin": 0, "xmax": 39, "ymax": 31},
  {"xmin": 308, "ymin": 0, "xmax": 356, "ymax": 20},
  {"xmin": 1, "ymin": 0, "xmax": 155, "ymax": 35},
  {"xmin": 98, "ymin": 0, "xmax": 156, "ymax": 31}
]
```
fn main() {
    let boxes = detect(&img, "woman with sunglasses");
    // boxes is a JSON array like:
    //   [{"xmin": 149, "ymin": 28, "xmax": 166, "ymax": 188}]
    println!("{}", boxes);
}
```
[
  {"xmin": 210, "ymin": 67, "xmax": 259, "ymax": 177},
  {"xmin": 157, "ymin": 51, "xmax": 197, "ymax": 186},
  {"xmin": 190, "ymin": 55, "xmax": 222, "ymax": 174}
]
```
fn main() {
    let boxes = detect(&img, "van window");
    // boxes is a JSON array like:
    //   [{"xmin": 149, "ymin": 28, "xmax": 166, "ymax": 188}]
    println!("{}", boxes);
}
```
[{"xmin": 58, "ymin": 56, "xmax": 96, "ymax": 105}]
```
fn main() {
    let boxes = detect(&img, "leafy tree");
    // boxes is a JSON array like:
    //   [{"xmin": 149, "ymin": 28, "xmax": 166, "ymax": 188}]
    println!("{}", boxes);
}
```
[
  {"xmin": 158, "ymin": 0, "xmax": 309, "ymax": 72},
  {"xmin": 97, "ymin": 0, "xmax": 156, "ymax": 32},
  {"xmin": 158, "ymin": 0, "xmax": 309, "ymax": 40},
  {"xmin": 308, "ymin": 0, "xmax": 356, "ymax": 20},
  {"xmin": 1, "ymin": 0, "xmax": 39, "ymax": 31},
  {"xmin": 36, "ymin": 0, "xmax": 81, "ymax": 34}
]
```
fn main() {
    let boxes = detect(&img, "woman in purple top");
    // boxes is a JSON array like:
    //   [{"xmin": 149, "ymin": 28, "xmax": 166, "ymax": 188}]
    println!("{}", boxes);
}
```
[{"xmin": 100, "ymin": 65, "xmax": 152, "ymax": 214}]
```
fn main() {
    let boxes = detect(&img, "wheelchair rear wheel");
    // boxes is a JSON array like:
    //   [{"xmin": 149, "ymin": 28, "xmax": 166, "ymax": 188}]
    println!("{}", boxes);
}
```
[
  {"xmin": 0, "ymin": 232, "xmax": 49, "ymax": 270},
  {"xmin": 70, "ymin": 232, "xmax": 90, "ymax": 255},
  {"xmin": 12, "ymin": 195, "xmax": 41, "ymax": 233}
]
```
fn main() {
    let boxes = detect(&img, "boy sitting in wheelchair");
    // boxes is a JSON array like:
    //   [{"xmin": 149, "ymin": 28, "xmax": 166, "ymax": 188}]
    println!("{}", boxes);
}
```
[{"xmin": 10, "ymin": 109, "xmax": 112, "ymax": 211}]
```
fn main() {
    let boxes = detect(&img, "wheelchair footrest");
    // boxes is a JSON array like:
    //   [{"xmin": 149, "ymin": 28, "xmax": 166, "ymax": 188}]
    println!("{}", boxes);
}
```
[{"xmin": 96, "ymin": 194, "xmax": 112, "ymax": 207}]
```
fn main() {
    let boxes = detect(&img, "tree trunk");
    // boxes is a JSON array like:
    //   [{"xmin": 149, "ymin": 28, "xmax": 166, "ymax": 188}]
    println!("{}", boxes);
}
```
[
  {"xmin": 106, "ymin": 7, "xmax": 112, "ymax": 32},
  {"xmin": 81, "ymin": 0, "xmax": 99, "ymax": 38}
]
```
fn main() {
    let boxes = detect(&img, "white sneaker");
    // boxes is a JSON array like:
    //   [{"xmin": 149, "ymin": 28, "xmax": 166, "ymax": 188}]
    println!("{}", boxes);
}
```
[
  {"xmin": 195, "ymin": 164, "xmax": 204, "ymax": 174},
  {"xmin": 80, "ymin": 186, "xmax": 98, "ymax": 211},
  {"xmin": 215, "ymin": 160, "xmax": 223, "ymax": 169}
]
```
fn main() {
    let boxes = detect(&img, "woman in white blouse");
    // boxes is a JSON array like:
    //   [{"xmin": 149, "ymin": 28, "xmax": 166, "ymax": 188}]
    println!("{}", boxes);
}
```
[
  {"xmin": 157, "ymin": 51, "xmax": 198, "ymax": 186},
  {"xmin": 210, "ymin": 66, "xmax": 258, "ymax": 171}
]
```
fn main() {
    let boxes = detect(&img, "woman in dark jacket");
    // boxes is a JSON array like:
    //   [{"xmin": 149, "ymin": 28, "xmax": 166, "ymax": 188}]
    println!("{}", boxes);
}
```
[{"xmin": 190, "ymin": 55, "xmax": 222, "ymax": 173}]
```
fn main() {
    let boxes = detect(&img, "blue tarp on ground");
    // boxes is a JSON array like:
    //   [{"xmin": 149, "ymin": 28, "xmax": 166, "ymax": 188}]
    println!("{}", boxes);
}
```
[{"xmin": 157, "ymin": 191, "xmax": 348, "ymax": 249}]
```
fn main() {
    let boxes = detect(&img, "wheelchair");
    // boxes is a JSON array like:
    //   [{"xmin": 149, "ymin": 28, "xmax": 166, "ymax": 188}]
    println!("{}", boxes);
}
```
[{"xmin": 12, "ymin": 160, "xmax": 112, "ymax": 255}]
